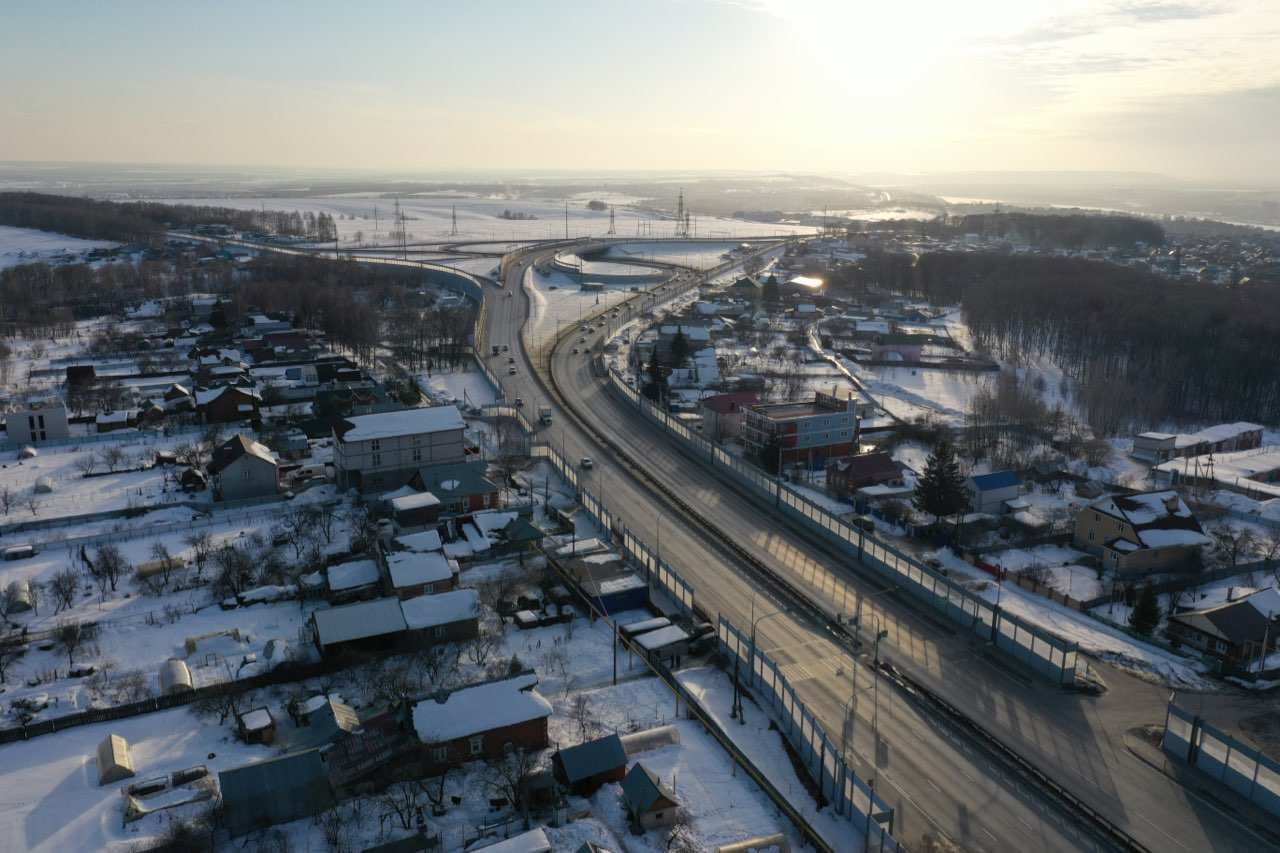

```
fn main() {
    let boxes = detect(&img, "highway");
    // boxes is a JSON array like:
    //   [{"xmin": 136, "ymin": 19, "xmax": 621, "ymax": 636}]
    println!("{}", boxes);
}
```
[
  {"xmin": 478, "ymin": 243, "xmax": 1272, "ymax": 853},
  {"xmin": 481, "ymin": 249, "xmax": 1103, "ymax": 852}
]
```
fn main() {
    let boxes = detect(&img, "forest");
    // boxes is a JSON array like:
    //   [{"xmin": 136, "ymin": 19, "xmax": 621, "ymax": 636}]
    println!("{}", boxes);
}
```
[
  {"xmin": 836, "ymin": 250, "xmax": 1280, "ymax": 433},
  {"xmin": 0, "ymin": 192, "xmax": 337, "ymax": 243},
  {"xmin": 850, "ymin": 212, "xmax": 1165, "ymax": 250}
]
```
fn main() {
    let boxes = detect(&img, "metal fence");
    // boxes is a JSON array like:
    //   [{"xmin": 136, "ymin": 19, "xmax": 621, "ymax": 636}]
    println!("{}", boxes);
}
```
[
  {"xmin": 1162, "ymin": 702, "xmax": 1280, "ymax": 818},
  {"xmin": 607, "ymin": 367, "xmax": 1083, "ymax": 687},
  {"xmin": 719, "ymin": 616, "xmax": 900, "ymax": 850}
]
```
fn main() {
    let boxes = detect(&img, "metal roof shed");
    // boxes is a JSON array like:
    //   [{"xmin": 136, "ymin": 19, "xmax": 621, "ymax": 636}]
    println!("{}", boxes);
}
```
[
  {"xmin": 312, "ymin": 598, "xmax": 408, "ymax": 652},
  {"xmin": 218, "ymin": 749, "xmax": 335, "ymax": 837}
]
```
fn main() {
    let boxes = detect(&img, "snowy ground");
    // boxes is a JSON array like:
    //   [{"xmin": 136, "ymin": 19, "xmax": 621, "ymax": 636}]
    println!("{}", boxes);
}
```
[
  {"xmin": 155, "ymin": 196, "xmax": 815, "ymax": 245},
  {"xmin": 601, "ymin": 241, "xmax": 740, "ymax": 270},
  {"xmin": 416, "ymin": 365, "xmax": 497, "ymax": 409},
  {"xmin": 929, "ymin": 547, "xmax": 1214, "ymax": 688},
  {"xmin": 0, "ymin": 225, "xmax": 118, "ymax": 270},
  {"xmin": 524, "ymin": 268, "xmax": 636, "ymax": 344}
]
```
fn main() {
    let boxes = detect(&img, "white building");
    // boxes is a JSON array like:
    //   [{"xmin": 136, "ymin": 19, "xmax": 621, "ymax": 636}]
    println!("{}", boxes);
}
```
[
  {"xmin": 3, "ymin": 399, "xmax": 70, "ymax": 444},
  {"xmin": 333, "ymin": 406, "xmax": 466, "ymax": 491}
]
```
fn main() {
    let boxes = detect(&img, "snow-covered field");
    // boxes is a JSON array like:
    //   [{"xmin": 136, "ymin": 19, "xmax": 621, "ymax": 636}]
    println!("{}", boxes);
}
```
[
  {"xmin": 153, "ymin": 196, "xmax": 814, "ymax": 245},
  {"xmin": 601, "ymin": 241, "xmax": 740, "ymax": 270},
  {"xmin": 524, "ymin": 268, "xmax": 635, "ymax": 344},
  {"xmin": 0, "ymin": 225, "xmax": 118, "ymax": 270}
]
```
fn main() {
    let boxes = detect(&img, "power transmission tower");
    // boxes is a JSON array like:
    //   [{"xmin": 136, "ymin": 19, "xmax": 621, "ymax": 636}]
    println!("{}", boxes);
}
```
[
  {"xmin": 450, "ymin": 205, "xmax": 458, "ymax": 237},
  {"xmin": 564, "ymin": 201, "xmax": 569, "ymax": 239},
  {"xmin": 675, "ymin": 190, "xmax": 688, "ymax": 238},
  {"xmin": 393, "ymin": 197, "xmax": 408, "ymax": 260},
  {"xmin": 607, "ymin": 205, "xmax": 616, "ymax": 235}
]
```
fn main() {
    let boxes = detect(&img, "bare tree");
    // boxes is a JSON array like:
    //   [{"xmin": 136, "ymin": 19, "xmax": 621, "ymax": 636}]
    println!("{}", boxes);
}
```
[
  {"xmin": 91, "ymin": 544, "xmax": 130, "ymax": 592},
  {"xmin": 480, "ymin": 747, "xmax": 539, "ymax": 810},
  {"xmin": 0, "ymin": 485, "xmax": 13, "ymax": 517},
  {"xmin": 464, "ymin": 626, "xmax": 501, "ymax": 668},
  {"xmin": 277, "ymin": 505, "xmax": 320, "ymax": 562},
  {"xmin": 571, "ymin": 693, "xmax": 598, "ymax": 742},
  {"xmin": 212, "ymin": 544, "xmax": 255, "ymax": 598},
  {"xmin": 664, "ymin": 810, "xmax": 699, "ymax": 853},
  {"xmin": 1211, "ymin": 522, "xmax": 1256, "ymax": 569},
  {"xmin": 100, "ymin": 445, "xmax": 127, "ymax": 473},
  {"xmin": 149, "ymin": 541, "xmax": 179, "ymax": 588},
  {"xmin": 0, "ymin": 582, "xmax": 21, "ymax": 626},
  {"xmin": 55, "ymin": 620, "xmax": 98, "ymax": 668},
  {"xmin": 0, "ymin": 645, "xmax": 24, "ymax": 684},
  {"xmin": 315, "ymin": 502, "xmax": 339, "ymax": 545},
  {"xmin": 376, "ymin": 779, "xmax": 429, "ymax": 831},
  {"xmin": 74, "ymin": 453, "xmax": 98, "ymax": 477},
  {"xmin": 416, "ymin": 643, "xmax": 462, "ymax": 690},
  {"xmin": 184, "ymin": 531, "xmax": 214, "ymax": 579},
  {"xmin": 49, "ymin": 567, "xmax": 80, "ymax": 613},
  {"xmin": 24, "ymin": 493, "xmax": 41, "ymax": 518}
]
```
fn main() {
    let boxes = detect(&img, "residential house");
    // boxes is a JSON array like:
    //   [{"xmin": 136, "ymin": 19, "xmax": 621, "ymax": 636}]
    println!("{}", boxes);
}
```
[
  {"xmin": 728, "ymin": 275, "xmax": 762, "ymax": 302},
  {"xmin": 196, "ymin": 385, "xmax": 262, "ymax": 424},
  {"xmin": 218, "ymin": 749, "xmax": 335, "ymax": 837},
  {"xmin": 399, "ymin": 588, "xmax": 479, "ymax": 645},
  {"xmin": 965, "ymin": 471, "xmax": 1022, "ymax": 514},
  {"xmin": 312, "ymin": 597, "xmax": 408, "ymax": 656},
  {"xmin": 236, "ymin": 707, "xmax": 277, "ymax": 745},
  {"xmin": 326, "ymin": 559, "xmax": 383, "ymax": 602},
  {"xmin": 1073, "ymin": 490, "xmax": 1212, "ymax": 575},
  {"xmin": 827, "ymin": 452, "xmax": 903, "ymax": 498},
  {"xmin": 407, "ymin": 461, "xmax": 499, "ymax": 514},
  {"xmin": 620, "ymin": 762, "xmax": 680, "ymax": 831},
  {"xmin": 741, "ymin": 390, "xmax": 859, "ymax": 471},
  {"xmin": 552, "ymin": 734, "xmax": 627, "ymax": 796},
  {"xmin": 95, "ymin": 410, "xmax": 133, "ymax": 434},
  {"xmin": 1167, "ymin": 588, "xmax": 1280, "ymax": 665},
  {"xmin": 387, "ymin": 490, "xmax": 442, "ymax": 529},
  {"xmin": 3, "ymin": 398, "xmax": 70, "ymax": 444},
  {"xmin": 473, "ymin": 829, "xmax": 552, "ymax": 853},
  {"xmin": 384, "ymin": 550, "xmax": 457, "ymax": 599},
  {"xmin": 333, "ymin": 406, "xmax": 467, "ymax": 492},
  {"xmin": 207, "ymin": 434, "xmax": 279, "ymax": 501},
  {"xmin": 404, "ymin": 673, "xmax": 552, "ymax": 774}
]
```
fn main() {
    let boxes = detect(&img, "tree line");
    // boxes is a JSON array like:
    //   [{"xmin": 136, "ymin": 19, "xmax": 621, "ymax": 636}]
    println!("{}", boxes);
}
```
[
  {"xmin": 848, "ymin": 212, "xmax": 1165, "ymax": 250},
  {"xmin": 0, "ymin": 192, "xmax": 336, "ymax": 243},
  {"xmin": 837, "ymin": 250, "xmax": 1280, "ymax": 432}
]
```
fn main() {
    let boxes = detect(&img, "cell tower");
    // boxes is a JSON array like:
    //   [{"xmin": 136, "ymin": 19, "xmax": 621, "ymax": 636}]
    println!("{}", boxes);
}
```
[
  {"xmin": 450, "ymin": 205, "xmax": 458, "ymax": 237},
  {"xmin": 674, "ymin": 190, "xmax": 688, "ymax": 238},
  {"xmin": 607, "ymin": 205, "xmax": 616, "ymax": 235}
]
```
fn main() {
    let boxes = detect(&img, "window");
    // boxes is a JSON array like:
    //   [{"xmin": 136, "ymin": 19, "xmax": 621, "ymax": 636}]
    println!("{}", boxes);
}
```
[
  {"xmin": 412, "ymin": 449, "xmax": 422, "ymax": 462},
  {"xmin": 432, "ymin": 626, "xmax": 445, "ymax": 639},
  {"xmin": 432, "ymin": 746, "xmax": 448, "ymax": 762},
  {"xmin": 370, "ymin": 439, "xmax": 381, "ymax": 451},
  {"xmin": 469, "ymin": 736, "xmax": 484, "ymax": 756},
  {"xmin": 371, "ymin": 453, "xmax": 382, "ymax": 466},
  {"xmin": 242, "ymin": 468, "xmax": 252, "ymax": 480}
]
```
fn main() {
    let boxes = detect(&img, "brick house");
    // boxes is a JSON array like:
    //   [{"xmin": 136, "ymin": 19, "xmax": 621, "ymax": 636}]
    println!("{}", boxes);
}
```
[
  {"xmin": 403, "ymin": 674, "xmax": 552, "ymax": 775},
  {"xmin": 408, "ymin": 461, "xmax": 499, "ymax": 514},
  {"xmin": 826, "ymin": 451, "xmax": 903, "ymax": 497},
  {"xmin": 196, "ymin": 385, "xmax": 262, "ymax": 424},
  {"xmin": 1073, "ymin": 490, "xmax": 1212, "ymax": 575},
  {"xmin": 697, "ymin": 392, "xmax": 758, "ymax": 442}
]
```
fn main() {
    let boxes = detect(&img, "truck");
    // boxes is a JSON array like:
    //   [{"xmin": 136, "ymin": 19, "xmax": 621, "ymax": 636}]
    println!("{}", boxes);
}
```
[{"xmin": 538, "ymin": 406, "xmax": 553, "ymax": 426}]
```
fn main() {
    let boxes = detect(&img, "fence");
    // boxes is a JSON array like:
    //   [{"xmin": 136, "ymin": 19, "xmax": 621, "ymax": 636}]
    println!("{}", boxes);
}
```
[
  {"xmin": 606, "ymin": 367, "xmax": 1083, "ymax": 687},
  {"xmin": 719, "ymin": 616, "xmax": 900, "ymax": 851},
  {"xmin": 1162, "ymin": 702, "xmax": 1280, "ymax": 819}
]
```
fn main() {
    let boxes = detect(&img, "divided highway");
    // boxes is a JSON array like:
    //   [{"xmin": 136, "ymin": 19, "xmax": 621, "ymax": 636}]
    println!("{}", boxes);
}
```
[{"xmin": 481, "ymin": 243, "xmax": 1268, "ymax": 853}]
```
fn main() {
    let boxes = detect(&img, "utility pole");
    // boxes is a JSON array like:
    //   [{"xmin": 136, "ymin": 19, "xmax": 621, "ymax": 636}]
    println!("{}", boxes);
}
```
[
  {"xmin": 564, "ymin": 201, "xmax": 569, "ymax": 240},
  {"xmin": 607, "ymin": 205, "xmax": 616, "ymax": 235}
]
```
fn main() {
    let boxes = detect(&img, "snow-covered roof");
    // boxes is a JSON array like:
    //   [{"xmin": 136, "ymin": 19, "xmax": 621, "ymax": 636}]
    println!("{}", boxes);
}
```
[
  {"xmin": 473, "ymin": 510, "xmax": 518, "ymax": 539},
  {"xmin": 389, "ymin": 491, "xmax": 441, "ymax": 512},
  {"xmin": 471, "ymin": 828, "xmax": 551, "ymax": 853},
  {"xmin": 396, "ymin": 530, "xmax": 443, "ymax": 552},
  {"xmin": 240, "ymin": 708, "xmax": 273, "ymax": 731},
  {"xmin": 335, "ymin": 405, "xmax": 464, "ymax": 443},
  {"xmin": 461, "ymin": 523, "xmax": 489, "ymax": 553},
  {"xmin": 313, "ymin": 598, "xmax": 407, "ymax": 645},
  {"xmin": 194, "ymin": 385, "xmax": 260, "ymax": 406},
  {"xmin": 386, "ymin": 551, "xmax": 453, "ymax": 588},
  {"xmin": 634, "ymin": 624, "xmax": 691, "ymax": 651},
  {"xmin": 400, "ymin": 588, "xmax": 478, "ymax": 630},
  {"xmin": 410, "ymin": 674, "xmax": 552, "ymax": 743},
  {"xmin": 327, "ymin": 559, "xmax": 381, "ymax": 591},
  {"xmin": 95, "ymin": 410, "xmax": 131, "ymax": 424}
]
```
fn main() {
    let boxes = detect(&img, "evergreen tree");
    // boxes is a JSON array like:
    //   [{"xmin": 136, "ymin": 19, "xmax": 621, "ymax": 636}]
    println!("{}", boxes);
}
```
[
  {"xmin": 762, "ymin": 274, "xmax": 780, "ymax": 303},
  {"xmin": 1129, "ymin": 584, "xmax": 1160, "ymax": 636},
  {"xmin": 760, "ymin": 436, "xmax": 782, "ymax": 475},
  {"xmin": 642, "ymin": 348, "xmax": 666, "ymax": 403},
  {"xmin": 670, "ymin": 326, "xmax": 690, "ymax": 367},
  {"xmin": 911, "ymin": 439, "xmax": 968, "ymax": 524}
]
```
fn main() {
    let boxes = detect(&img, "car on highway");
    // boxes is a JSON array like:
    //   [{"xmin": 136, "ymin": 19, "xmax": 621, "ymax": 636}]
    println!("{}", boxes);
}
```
[
  {"xmin": 580, "ymin": 457, "xmax": 593, "ymax": 469},
  {"xmin": 507, "ymin": 356, "xmax": 515, "ymax": 364},
  {"xmin": 507, "ymin": 366, "xmax": 517, "ymax": 375},
  {"xmin": 578, "ymin": 336, "xmax": 586, "ymax": 343},
  {"xmin": 572, "ymin": 347, "xmax": 579, "ymax": 354},
  {"xmin": 513, "ymin": 398, "xmax": 524, "ymax": 408}
]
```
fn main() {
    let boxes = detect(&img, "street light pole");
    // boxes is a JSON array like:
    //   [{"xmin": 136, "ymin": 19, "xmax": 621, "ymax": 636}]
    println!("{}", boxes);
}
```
[{"xmin": 737, "ymin": 603, "xmax": 786, "ymax": 725}]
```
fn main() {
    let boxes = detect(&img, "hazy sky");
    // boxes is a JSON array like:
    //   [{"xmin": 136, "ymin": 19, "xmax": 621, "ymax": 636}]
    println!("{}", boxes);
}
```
[{"xmin": 2, "ymin": 0, "xmax": 1276, "ymax": 181}]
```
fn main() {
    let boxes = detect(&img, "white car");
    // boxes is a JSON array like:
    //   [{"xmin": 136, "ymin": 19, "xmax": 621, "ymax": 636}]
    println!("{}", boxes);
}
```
[{"xmin": 580, "ymin": 457, "xmax": 593, "ymax": 469}]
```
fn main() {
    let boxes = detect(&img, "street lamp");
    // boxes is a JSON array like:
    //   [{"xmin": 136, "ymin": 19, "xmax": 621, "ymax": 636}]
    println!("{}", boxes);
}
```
[{"xmin": 733, "ymin": 600, "xmax": 787, "ymax": 724}]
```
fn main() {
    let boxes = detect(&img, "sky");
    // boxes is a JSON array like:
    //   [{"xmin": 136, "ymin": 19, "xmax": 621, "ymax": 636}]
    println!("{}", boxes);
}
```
[{"xmin": 1, "ymin": 0, "xmax": 1276, "ymax": 182}]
